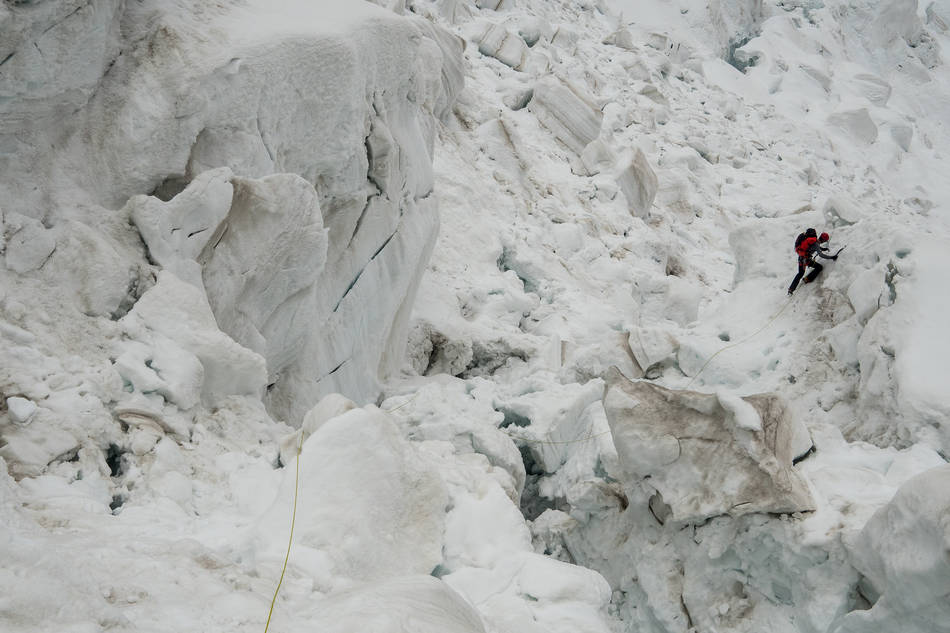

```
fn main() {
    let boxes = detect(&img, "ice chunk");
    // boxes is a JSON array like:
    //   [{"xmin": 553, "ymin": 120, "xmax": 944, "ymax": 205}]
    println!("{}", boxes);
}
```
[
  {"xmin": 495, "ymin": 379, "xmax": 605, "ymax": 473},
  {"xmin": 579, "ymin": 138, "xmax": 614, "ymax": 176},
  {"xmin": 603, "ymin": 369, "xmax": 815, "ymax": 523},
  {"xmin": 279, "ymin": 393, "xmax": 357, "ymax": 466},
  {"xmin": 851, "ymin": 73, "xmax": 892, "ymax": 106},
  {"xmin": 616, "ymin": 148, "xmax": 659, "ymax": 218},
  {"xmin": 112, "ymin": 339, "xmax": 204, "ymax": 411},
  {"xmin": 847, "ymin": 267, "xmax": 885, "ymax": 325},
  {"xmin": 836, "ymin": 465, "xmax": 950, "ymax": 633},
  {"xmin": 823, "ymin": 195, "xmax": 866, "ymax": 226},
  {"xmin": 529, "ymin": 77, "xmax": 603, "ymax": 155},
  {"xmin": 128, "ymin": 167, "xmax": 235, "ymax": 288},
  {"xmin": 602, "ymin": 28, "xmax": 636, "ymax": 51},
  {"xmin": 551, "ymin": 25, "xmax": 580, "ymax": 50},
  {"xmin": 476, "ymin": 0, "xmax": 515, "ymax": 10},
  {"xmin": 889, "ymin": 123, "xmax": 913, "ymax": 151},
  {"xmin": 827, "ymin": 108, "xmax": 878, "ymax": 144},
  {"xmin": 477, "ymin": 23, "xmax": 529, "ymax": 70},
  {"xmin": 627, "ymin": 327, "xmax": 677, "ymax": 373},
  {"xmin": 6, "ymin": 396, "xmax": 37, "ymax": 424},
  {"xmin": 717, "ymin": 390, "xmax": 762, "ymax": 431},
  {"xmin": 50, "ymin": 219, "xmax": 137, "ymax": 318},
  {"xmin": 200, "ymin": 173, "xmax": 328, "ymax": 378},
  {"xmin": 3, "ymin": 214, "xmax": 56, "ymax": 274},
  {"xmin": 122, "ymin": 271, "xmax": 267, "ymax": 403},
  {"xmin": 124, "ymin": 167, "xmax": 234, "ymax": 288}
]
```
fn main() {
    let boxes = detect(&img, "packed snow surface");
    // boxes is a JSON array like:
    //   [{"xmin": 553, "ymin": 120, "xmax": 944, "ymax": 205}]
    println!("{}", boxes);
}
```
[{"xmin": 2, "ymin": 0, "xmax": 950, "ymax": 632}]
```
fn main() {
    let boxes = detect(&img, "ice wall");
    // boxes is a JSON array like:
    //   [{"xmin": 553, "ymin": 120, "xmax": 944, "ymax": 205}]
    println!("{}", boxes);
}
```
[{"xmin": 0, "ymin": 0, "xmax": 464, "ymax": 423}]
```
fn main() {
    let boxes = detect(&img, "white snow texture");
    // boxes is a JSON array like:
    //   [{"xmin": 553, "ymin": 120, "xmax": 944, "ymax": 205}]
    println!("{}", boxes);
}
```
[{"xmin": 2, "ymin": 0, "xmax": 950, "ymax": 632}]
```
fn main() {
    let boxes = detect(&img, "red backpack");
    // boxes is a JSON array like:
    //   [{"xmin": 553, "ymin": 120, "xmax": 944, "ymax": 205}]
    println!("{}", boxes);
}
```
[{"xmin": 794, "ymin": 232, "xmax": 817, "ymax": 257}]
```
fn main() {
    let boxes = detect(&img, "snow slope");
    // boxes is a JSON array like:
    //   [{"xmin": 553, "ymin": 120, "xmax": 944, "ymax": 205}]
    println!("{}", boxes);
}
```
[
  {"xmin": 3, "ymin": 0, "xmax": 950, "ymax": 632},
  {"xmin": 392, "ymin": 0, "xmax": 950, "ymax": 631}
]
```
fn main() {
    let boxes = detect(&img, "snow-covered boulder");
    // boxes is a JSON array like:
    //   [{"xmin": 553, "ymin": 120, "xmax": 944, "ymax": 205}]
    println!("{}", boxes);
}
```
[
  {"xmin": 835, "ymin": 465, "xmax": 950, "ymax": 633},
  {"xmin": 603, "ymin": 369, "xmax": 815, "ymax": 523}
]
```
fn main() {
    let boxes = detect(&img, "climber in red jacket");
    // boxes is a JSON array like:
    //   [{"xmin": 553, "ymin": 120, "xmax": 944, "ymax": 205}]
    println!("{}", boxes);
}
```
[{"xmin": 787, "ymin": 228, "xmax": 839, "ymax": 295}]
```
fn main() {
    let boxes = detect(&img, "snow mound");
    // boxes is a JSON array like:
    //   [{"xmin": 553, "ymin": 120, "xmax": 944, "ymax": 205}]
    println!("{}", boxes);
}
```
[
  {"xmin": 302, "ymin": 575, "xmax": 487, "ymax": 633},
  {"xmin": 253, "ymin": 405, "xmax": 447, "ymax": 587}
]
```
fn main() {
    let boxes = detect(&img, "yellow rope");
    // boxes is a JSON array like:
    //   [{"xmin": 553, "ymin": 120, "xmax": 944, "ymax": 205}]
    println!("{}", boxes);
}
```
[
  {"xmin": 263, "ymin": 395, "xmax": 415, "ymax": 630},
  {"xmin": 684, "ymin": 295, "xmax": 794, "ymax": 390},
  {"xmin": 382, "ymin": 393, "xmax": 419, "ymax": 413},
  {"xmin": 264, "ymin": 429, "xmax": 304, "ymax": 633}
]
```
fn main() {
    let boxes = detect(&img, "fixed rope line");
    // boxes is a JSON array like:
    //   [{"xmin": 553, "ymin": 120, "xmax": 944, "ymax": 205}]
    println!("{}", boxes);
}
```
[
  {"xmin": 382, "ymin": 392, "xmax": 420, "ymax": 413},
  {"xmin": 263, "ymin": 429, "xmax": 304, "ymax": 633},
  {"xmin": 684, "ymin": 295, "xmax": 795, "ymax": 390},
  {"xmin": 264, "ymin": 395, "xmax": 422, "ymax": 630}
]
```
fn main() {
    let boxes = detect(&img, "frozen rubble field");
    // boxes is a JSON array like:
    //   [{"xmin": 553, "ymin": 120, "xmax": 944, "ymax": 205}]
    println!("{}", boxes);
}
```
[{"xmin": 2, "ymin": 0, "xmax": 950, "ymax": 632}]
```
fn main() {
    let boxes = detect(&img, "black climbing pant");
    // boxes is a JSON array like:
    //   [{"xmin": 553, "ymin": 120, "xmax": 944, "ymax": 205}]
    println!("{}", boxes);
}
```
[{"xmin": 788, "ymin": 257, "xmax": 823, "ymax": 294}]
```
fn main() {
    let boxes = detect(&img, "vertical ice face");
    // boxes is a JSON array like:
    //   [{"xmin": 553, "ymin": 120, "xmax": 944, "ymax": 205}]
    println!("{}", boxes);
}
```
[{"xmin": 1, "ymin": 0, "xmax": 464, "ymax": 424}]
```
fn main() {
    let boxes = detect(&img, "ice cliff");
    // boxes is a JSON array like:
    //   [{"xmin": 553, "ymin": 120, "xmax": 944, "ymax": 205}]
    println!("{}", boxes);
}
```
[{"xmin": 1, "ymin": 0, "xmax": 464, "ymax": 425}]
